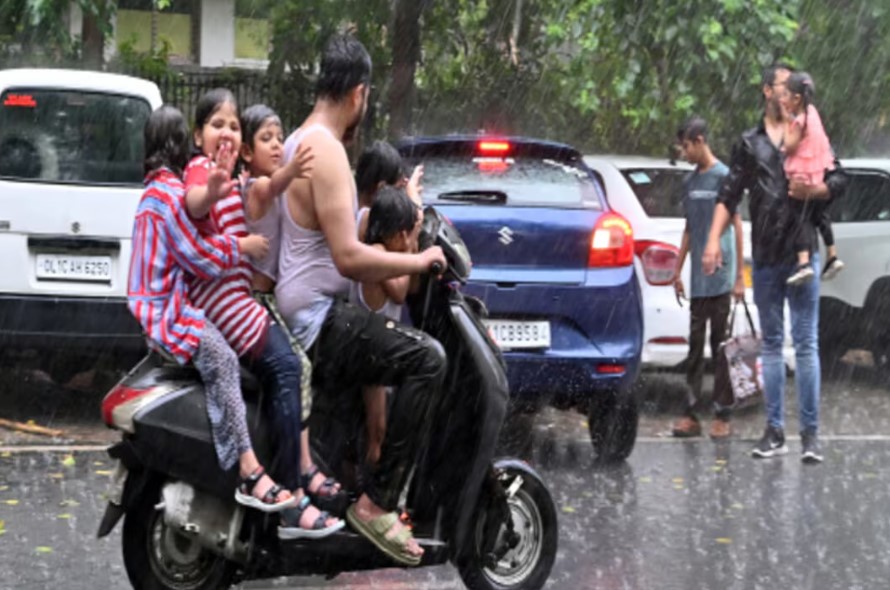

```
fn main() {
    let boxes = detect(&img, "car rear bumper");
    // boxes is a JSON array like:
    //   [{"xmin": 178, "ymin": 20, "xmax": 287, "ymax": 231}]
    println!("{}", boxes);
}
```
[
  {"xmin": 0, "ymin": 293, "xmax": 144, "ymax": 355},
  {"xmin": 466, "ymin": 266, "xmax": 643, "ymax": 407},
  {"xmin": 503, "ymin": 352, "xmax": 640, "ymax": 407}
]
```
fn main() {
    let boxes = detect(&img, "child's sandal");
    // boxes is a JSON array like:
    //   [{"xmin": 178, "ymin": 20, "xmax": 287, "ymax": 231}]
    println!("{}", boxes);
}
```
[
  {"xmin": 301, "ymin": 465, "xmax": 350, "ymax": 516},
  {"xmin": 278, "ymin": 495, "xmax": 345, "ymax": 540},
  {"xmin": 235, "ymin": 467, "xmax": 297, "ymax": 513}
]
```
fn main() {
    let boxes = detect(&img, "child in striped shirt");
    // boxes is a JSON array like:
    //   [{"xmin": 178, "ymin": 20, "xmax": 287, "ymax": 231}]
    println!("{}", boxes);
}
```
[
  {"xmin": 128, "ymin": 105, "xmax": 297, "ymax": 515},
  {"xmin": 182, "ymin": 91, "xmax": 343, "ymax": 537}
]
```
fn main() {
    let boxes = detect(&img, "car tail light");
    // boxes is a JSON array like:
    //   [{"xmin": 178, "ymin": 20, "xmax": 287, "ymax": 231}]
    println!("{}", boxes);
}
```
[
  {"xmin": 477, "ymin": 140, "xmax": 511, "ymax": 156},
  {"xmin": 596, "ymin": 363, "xmax": 626, "ymax": 374},
  {"xmin": 635, "ymin": 240, "xmax": 679, "ymax": 285},
  {"xmin": 102, "ymin": 384, "xmax": 155, "ymax": 428},
  {"xmin": 589, "ymin": 213, "xmax": 633, "ymax": 267}
]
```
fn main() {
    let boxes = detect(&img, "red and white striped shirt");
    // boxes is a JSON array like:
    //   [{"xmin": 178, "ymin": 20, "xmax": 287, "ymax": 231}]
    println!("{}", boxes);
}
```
[
  {"xmin": 127, "ymin": 168, "xmax": 242, "ymax": 364},
  {"xmin": 184, "ymin": 156, "xmax": 269, "ymax": 357}
]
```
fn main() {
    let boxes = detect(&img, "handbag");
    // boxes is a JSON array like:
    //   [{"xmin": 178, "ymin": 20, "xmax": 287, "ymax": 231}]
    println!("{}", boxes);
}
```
[{"xmin": 719, "ymin": 300, "xmax": 764, "ymax": 409}]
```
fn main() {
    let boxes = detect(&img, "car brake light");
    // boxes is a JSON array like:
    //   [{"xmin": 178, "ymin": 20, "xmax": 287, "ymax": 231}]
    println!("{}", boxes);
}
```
[
  {"xmin": 102, "ymin": 384, "xmax": 155, "ymax": 427},
  {"xmin": 3, "ymin": 93, "xmax": 36, "ymax": 108},
  {"xmin": 589, "ymin": 213, "xmax": 633, "ymax": 267},
  {"xmin": 477, "ymin": 140, "xmax": 511, "ymax": 155},
  {"xmin": 596, "ymin": 363, "xmax": 626, "ymax": 374},
  {"xmin": 634, "ymin": 240, "xmax": 679, "ymax": 286}
]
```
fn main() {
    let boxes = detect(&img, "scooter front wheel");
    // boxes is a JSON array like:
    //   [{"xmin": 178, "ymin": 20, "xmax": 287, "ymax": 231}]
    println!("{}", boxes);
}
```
[
  {"xmin": 121, "ymin": 479, "xmax": 237, "ymax": 590},
  {"xmin": 458, "ymin": 464, "xmax": 557, "ymax": 590}
]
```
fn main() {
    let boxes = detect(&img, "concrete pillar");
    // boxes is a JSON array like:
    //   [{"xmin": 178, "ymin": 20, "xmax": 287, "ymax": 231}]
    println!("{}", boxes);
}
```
[
  {"xmin": 67, "ymin": 1, "xmax": 83, "ymax": 40},
  {"xmin": 199, "ymin": 0, "xmax": 236, "ymax": 67}
]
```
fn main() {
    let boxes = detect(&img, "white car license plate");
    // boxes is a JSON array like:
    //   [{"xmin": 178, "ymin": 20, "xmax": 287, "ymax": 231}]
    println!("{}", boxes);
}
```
[
  {"xmin": 35, "ymin": 254, "xmax": 112, "ymax": 282},
  {"xmin": 483, "ymin": 320, "xmax": 551, "ymax": 350}
]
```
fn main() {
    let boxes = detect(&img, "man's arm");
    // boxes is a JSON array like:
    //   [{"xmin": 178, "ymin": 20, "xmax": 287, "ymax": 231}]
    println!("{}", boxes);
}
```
[
  {"xmin": 790, "ymin": 158, "xmax": 848, "ymax": 202},
  {"xmin": 673, "ymin": 226, "xmax": 690, "ymax": 302},
  {"xmin": 311, "ymin": 136, "xmax": 443, "ymax": 282},
  {"xmin": 704, "ymin": 139, "xmax": 750, "ymax": 274},
  {"xmin": 731, "ymin": 213, "xmax": 745, "ymax": 301}
]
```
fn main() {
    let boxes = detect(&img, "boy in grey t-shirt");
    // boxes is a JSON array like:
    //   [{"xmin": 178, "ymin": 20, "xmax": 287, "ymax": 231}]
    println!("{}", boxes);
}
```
[{"xmin": 672, "ymin": 117, "xmax": 745, "ymax": 439}]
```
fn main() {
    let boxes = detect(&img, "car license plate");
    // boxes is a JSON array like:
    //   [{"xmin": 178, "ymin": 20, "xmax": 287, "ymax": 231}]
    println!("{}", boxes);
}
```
[
  {"xmin": 35, "ymin": 253, "xmax": 112, "ymax": 282},
  {"xmin": 483, "ymin": 320, "xmax": 551, "ymax": 350}
]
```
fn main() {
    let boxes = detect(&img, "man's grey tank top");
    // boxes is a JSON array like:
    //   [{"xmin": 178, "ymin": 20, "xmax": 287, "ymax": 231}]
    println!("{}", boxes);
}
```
[
  {"xmin": 245, "ymin": 124, "xmax": 328, "ymax": 282},
  {"xmin": 275, "ymin": 124, "xmax": 354, "ymax": 349}
]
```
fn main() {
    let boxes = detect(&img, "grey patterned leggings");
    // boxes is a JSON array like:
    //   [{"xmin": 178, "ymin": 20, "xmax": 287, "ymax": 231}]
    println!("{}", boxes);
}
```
[{"xmin": 194, "ymin": 321, "xmax": 253, "ymax": 470}]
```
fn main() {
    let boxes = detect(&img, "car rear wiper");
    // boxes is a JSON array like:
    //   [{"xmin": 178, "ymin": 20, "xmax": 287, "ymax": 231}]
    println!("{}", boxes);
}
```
[{"xmin": 437, "ymin": 190, "xmax": 507, "ymax": 204}]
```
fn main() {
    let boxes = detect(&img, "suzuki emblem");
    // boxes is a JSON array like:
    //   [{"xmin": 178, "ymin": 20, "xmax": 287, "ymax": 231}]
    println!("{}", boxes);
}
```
[{"xmin": 498, "ymin": 226, "xmax": 514, "ymax": 245}]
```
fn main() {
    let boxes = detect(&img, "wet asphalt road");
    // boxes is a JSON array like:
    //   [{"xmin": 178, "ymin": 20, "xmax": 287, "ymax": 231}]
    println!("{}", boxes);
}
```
[
  {"xmin": 0, "ymin": 362, "xmax": 888, "ymax": 589},
  {"xmin": 2, "ymin": 437, "xmax": 890, "ymax": 588}
]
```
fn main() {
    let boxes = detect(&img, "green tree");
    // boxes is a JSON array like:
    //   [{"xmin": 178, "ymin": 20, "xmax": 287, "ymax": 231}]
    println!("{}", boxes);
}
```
[{"xmin": 0, "ymin": 0, "xmax": 115, "ymax": 67}]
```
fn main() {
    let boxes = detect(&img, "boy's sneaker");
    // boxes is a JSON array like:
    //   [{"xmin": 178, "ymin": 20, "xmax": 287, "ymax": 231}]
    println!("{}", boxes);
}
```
[
  {"xmin": 709, "ymin": 418, "xmax": 732, "ymax": 439},
  {"xmin": 672, "ymin": 416, "xmax": 702, "ymax": 438},
  {"xmin": 751, "ymin": 426, "xmax": 788, "ymax": 458},
  {"xmin": 821, "ymin": 256, "xmax": 845, "ymax": 280},
  {"xmin": 801, "ymin": 430, "xmax": 824, "ymax": 464},
  {"xmin": 786, "ymin": 264, "xmax": 815, "ymax": 286}
]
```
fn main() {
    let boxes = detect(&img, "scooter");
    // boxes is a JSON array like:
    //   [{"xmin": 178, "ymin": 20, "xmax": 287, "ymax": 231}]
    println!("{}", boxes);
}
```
[{"xmin": 97, "ymin": 206, "xmax": 558, "ymax": 590}]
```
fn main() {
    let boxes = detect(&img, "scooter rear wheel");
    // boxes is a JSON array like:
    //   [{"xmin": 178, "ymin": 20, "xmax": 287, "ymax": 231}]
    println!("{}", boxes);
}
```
[
  {"xmin": 458, "ymin": 466, "xmax": 557, "ymax": 590},
  {"xmin": 122, "ymin": 480, "xmax": 237, "ymax": 590}
]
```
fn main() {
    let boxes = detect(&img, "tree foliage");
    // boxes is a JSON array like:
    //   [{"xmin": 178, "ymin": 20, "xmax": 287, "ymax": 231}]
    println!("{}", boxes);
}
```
[
  {"xmin": 0, "ymin": 0, "xmax": 114, "ymax": 66},
  {"xmin": 3, "ymin": 1, "xmax": 890, "ymax": 155}
]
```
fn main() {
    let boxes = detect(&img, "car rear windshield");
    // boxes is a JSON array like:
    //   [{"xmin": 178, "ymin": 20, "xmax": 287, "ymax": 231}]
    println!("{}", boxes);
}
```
[
  {"xmin": 620, "ymin": 167, "xmax": 752, "ymax": 221},
  {"xmin": 620, "ymin": 168, "xmax": 691, "ymax": 218},
  {"xmin": 0, "ymin": 88, "xmax": 151, "ymax": 185},
  {"xmin": 415, "ymin": 156, "xmax": 604, "ymax": 209}
]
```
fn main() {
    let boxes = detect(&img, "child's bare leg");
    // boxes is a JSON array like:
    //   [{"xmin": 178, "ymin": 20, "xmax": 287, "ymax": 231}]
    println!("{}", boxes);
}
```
[
  {"xmin": 363, "ymin": 385, "xmax": 387, "ymax": 466},
  {"xmin": 826, "ymin": 245, "xmax": 838, "ymax": 259},
  {"xmin": 798, "ymin": 250, "xmax": 810, "ymax": 266}
]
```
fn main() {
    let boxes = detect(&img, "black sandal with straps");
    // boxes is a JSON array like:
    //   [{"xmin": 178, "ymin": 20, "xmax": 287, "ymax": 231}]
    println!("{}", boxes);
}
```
[
  {"xmin": 278, "ymin": 495, "xmax": 346, "ymax": 540},
  {"xmin": 301, "ymin": 465, "xmax": 350, "ymax": 516},
  {"xmin": 235, "ymin": 467, "xmax": 297, "ymax": 513}
]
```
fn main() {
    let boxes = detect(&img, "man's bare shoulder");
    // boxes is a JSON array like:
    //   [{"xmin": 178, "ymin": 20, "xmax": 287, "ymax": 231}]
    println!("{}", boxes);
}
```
[{"xmin": 299, "ymin": 127, "xmax": 348, "ymax": 173}]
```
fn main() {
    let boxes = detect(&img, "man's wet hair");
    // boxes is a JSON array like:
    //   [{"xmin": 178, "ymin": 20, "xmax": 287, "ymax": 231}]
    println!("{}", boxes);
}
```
[
  {"xmin": 240, "ymin": 104, "xmax": 281, "ymax": 151},
  {"xmin": 316, "ymin": 34, "xmax": 372, "ymax": 102},
  {"xmin": 365, "ymin": 185, "xmax": 419, "ymax": 246},
  {"xmin": 144, "ymin": 105, "xmax": 190, "ymax": 176},
  {"xmin": 761, "ymin": 62, "xmax": 795, "ymax": 87},
  {"xmin": 355, "ymin": 141, "xmax": 403, "ymax": 197},
  {"xmin": 678, "ymin": 116, "xmax": 709, "ymax": 143}
]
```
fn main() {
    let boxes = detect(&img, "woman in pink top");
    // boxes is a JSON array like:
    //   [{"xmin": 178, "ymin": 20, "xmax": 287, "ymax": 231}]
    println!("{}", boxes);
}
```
[{"xmin": 782, "ymin": 71, "xmax": 844, "ymax": 286}]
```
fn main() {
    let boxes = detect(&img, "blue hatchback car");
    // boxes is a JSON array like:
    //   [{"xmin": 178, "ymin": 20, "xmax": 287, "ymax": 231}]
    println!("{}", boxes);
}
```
[{"xmin": 398, "ymin": 136, "xmax": 643, "ymax": 461}]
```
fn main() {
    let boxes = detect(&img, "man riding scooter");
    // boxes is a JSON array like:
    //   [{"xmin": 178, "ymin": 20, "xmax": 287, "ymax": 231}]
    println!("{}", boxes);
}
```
[{"xmin": 273, "ymin": 34, "xmax": 448, "ymax": 566}]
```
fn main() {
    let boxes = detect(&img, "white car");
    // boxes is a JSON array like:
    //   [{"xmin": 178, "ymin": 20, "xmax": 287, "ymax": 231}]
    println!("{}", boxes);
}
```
[
  {"xmin": 821, "ymin": 159, "xmax": 890, "ymax": 372},
  {"xmin": 583, "ymin": 155, "xmax": 796, "ymax": 370},
  {"xmin": 0, "ymin": 69, "xmax": 162, "ymax": 382}
]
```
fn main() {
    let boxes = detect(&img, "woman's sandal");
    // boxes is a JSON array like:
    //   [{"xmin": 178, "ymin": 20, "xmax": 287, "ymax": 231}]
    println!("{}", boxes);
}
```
[
  {"xmin": 345, "ymin": 504, "xmax": 422, "ymax": 567},
  {"xmin": 301, "ymin": 465, "xmax": 350, "ymax": 515},
  {"xmin": 278, "ymin": 495, "xmax": 346, "ymax": 540},
  {"xmin": 235, "ymin": 467, "xmax": 298, "ymax": 513}
]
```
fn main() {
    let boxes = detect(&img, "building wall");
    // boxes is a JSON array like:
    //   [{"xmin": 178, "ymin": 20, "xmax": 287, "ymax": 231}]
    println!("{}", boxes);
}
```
[
  {"xmin": 116, "ymin": 10, "xmax": 193, "ymax": 58},
  {"xmin": 102, "ymin": 0, "xmax": 269, "ymax": 69}
]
